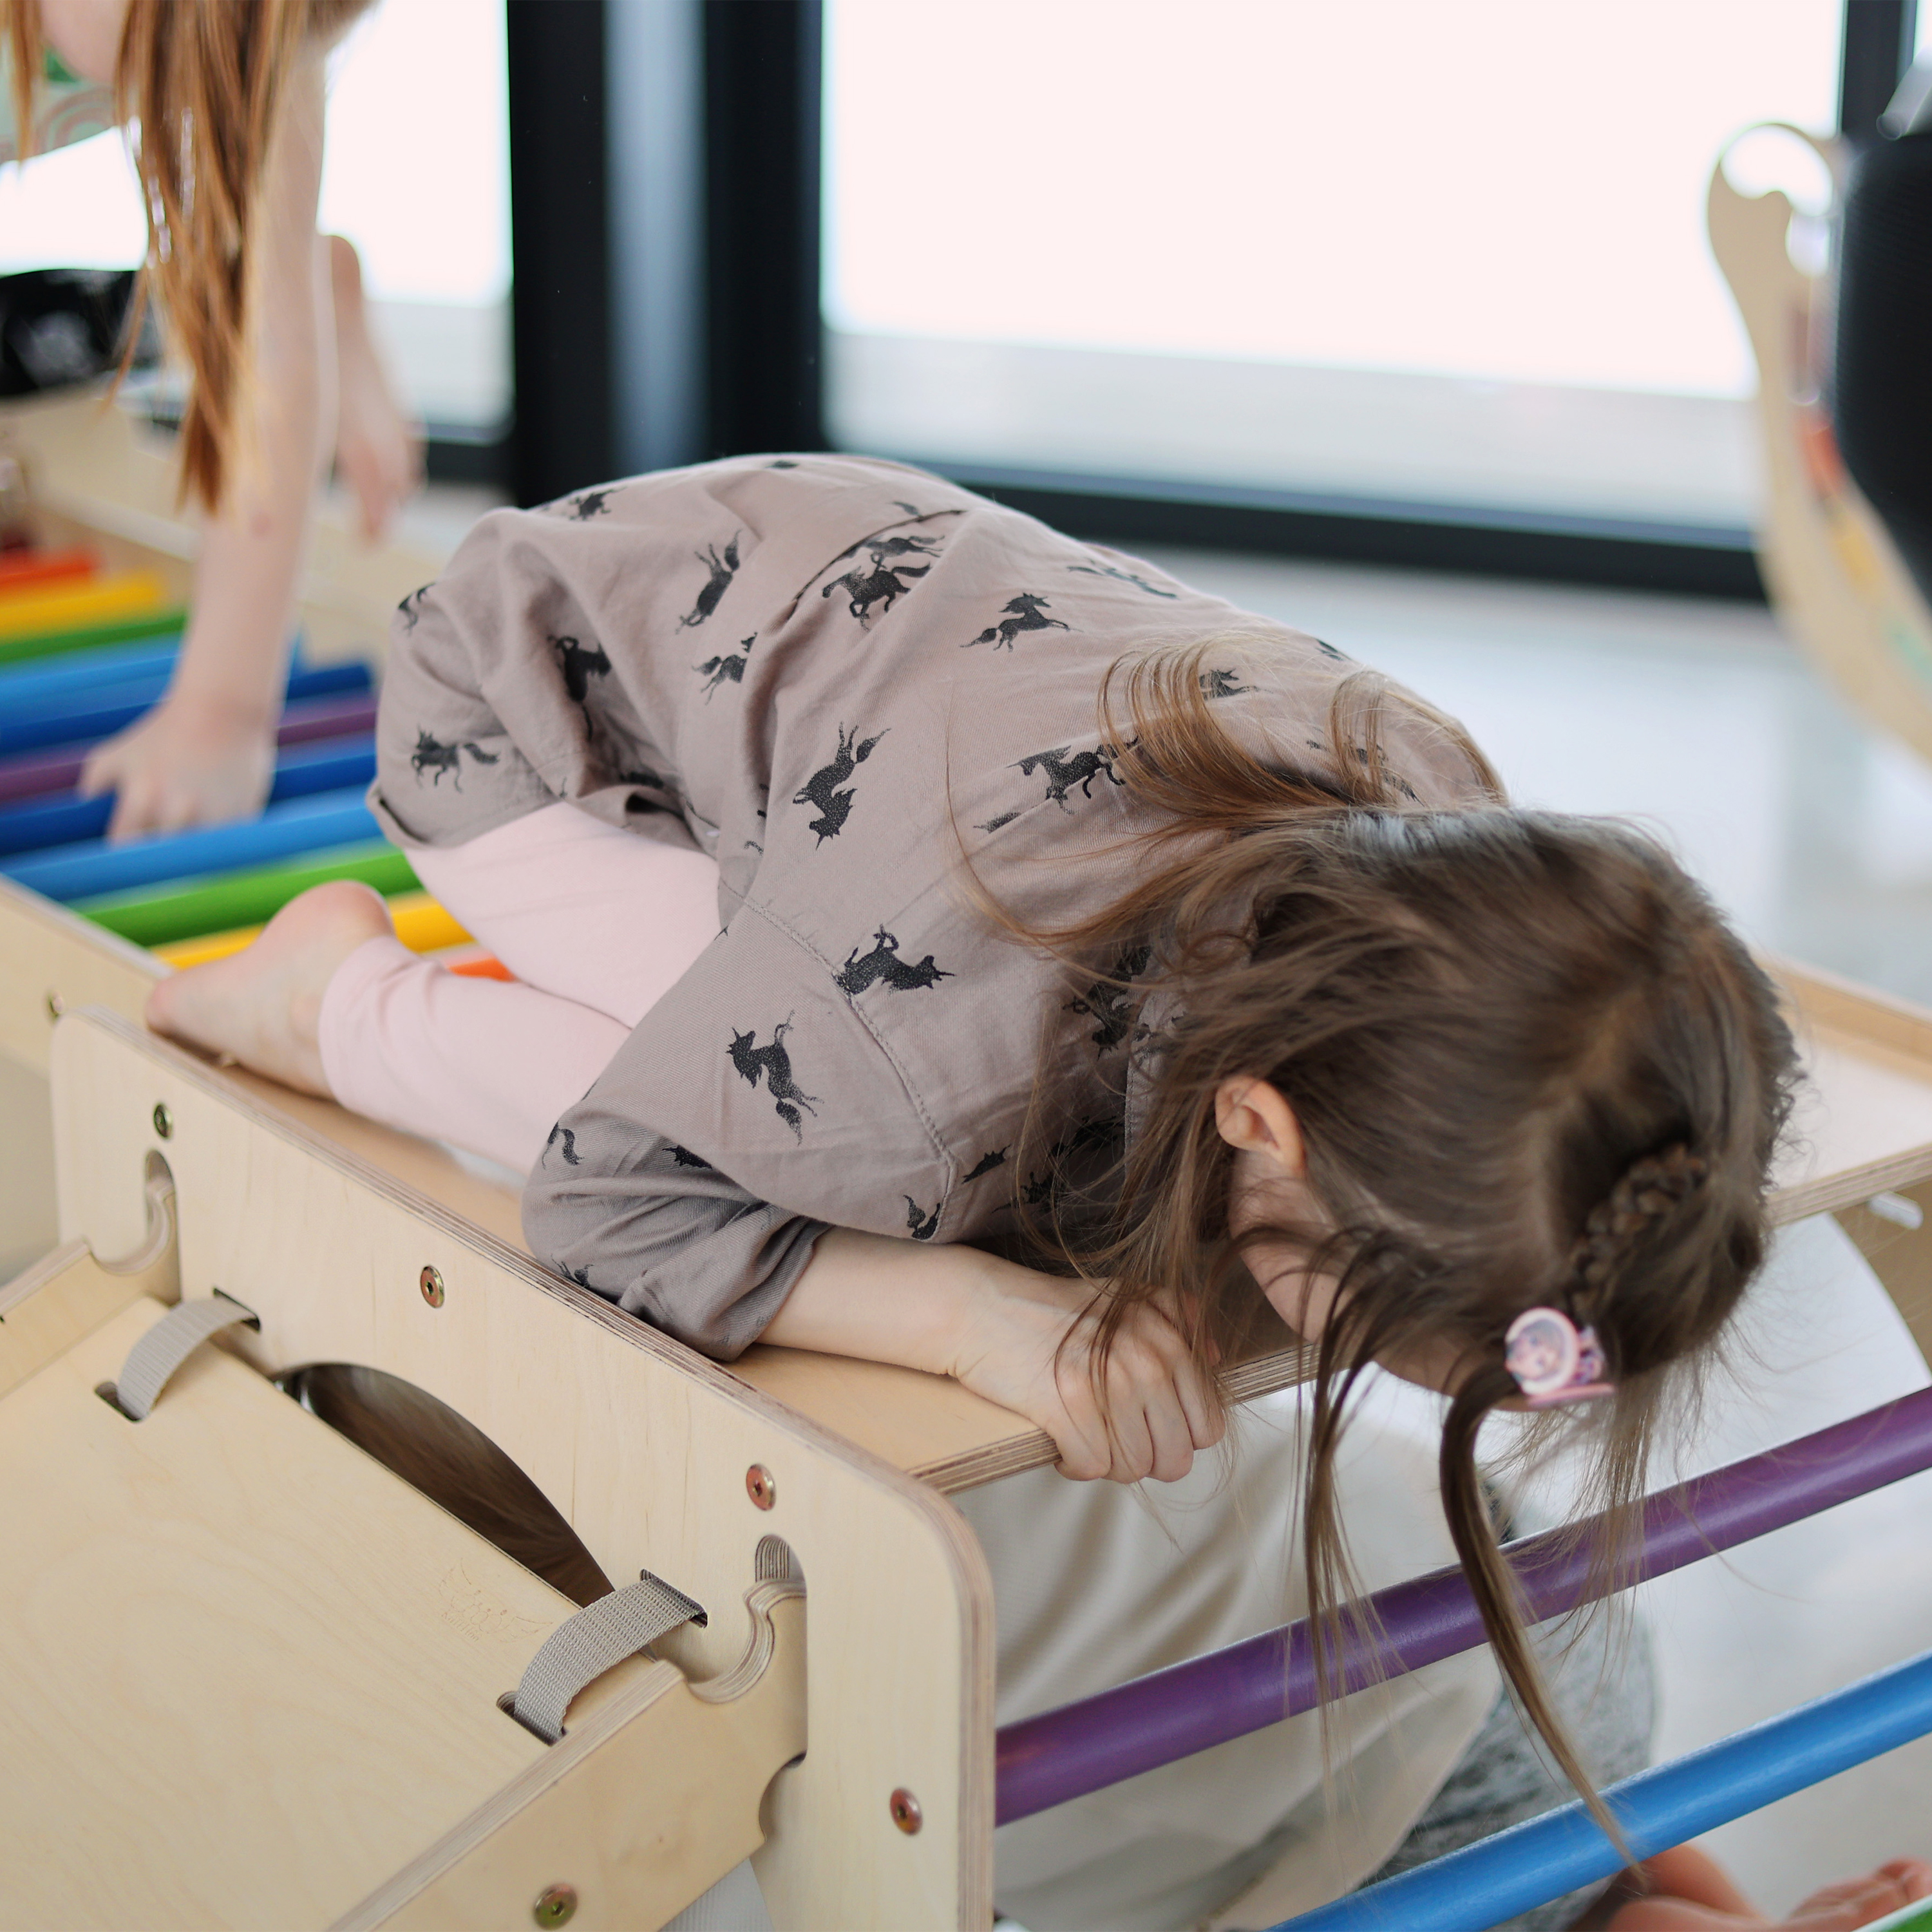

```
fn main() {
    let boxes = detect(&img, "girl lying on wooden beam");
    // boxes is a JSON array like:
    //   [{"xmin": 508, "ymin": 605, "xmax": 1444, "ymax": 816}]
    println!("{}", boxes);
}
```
[{"xmin": 150, "ymin": 455, "xmax": 1931, "ymax": 1932}]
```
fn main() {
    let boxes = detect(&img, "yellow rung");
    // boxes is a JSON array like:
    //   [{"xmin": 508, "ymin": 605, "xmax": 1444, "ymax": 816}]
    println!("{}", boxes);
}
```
[
  {"xmin": 0, "ymin": 571, "xmax": 170, "ymax": 640},
  {"xmin": 152, "ymin": 893, "xmax": 472, "ymax": 968}
]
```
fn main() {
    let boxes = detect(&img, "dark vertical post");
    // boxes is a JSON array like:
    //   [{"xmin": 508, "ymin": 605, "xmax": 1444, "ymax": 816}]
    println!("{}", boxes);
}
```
[
  {"xmin": 505, "ymin": 0, "xmax": 615, "ymax": 505},
  {"xmin": 1841, "ymin": 0, "xmax": 1921, "ymax": 144},
  {"xmin": 607, "ymin": 0, "xmax": 709, "ymax": 475},
  {"xmin": 703, "ymin": 0, "xmax": 825, "ymax": 457}
]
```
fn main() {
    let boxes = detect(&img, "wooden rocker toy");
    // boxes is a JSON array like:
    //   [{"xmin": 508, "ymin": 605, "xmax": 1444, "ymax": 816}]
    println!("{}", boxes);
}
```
[{"xmin": 1708, "ymin": 73, "xmax": 1932, "ymax": 773}]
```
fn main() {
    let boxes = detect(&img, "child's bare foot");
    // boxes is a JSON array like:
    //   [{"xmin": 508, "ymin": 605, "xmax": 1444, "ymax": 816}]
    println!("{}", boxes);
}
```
[{"xmin": 145, "ymin": 881, "xmax": 394, "ymax": 1095}]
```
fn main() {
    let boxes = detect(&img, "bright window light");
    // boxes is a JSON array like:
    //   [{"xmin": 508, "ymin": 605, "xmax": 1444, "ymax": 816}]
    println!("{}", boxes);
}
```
[
  {"xmin": 320, "ymin": 0, "xmax": 509, "ymax": 309},
  {"xmin": 0, "ymin": 0, "xmax": 510, "ymax": 428},
  {"xmin": 826, "ymin": 0, "xmax": 1838, "ymax": 397},
  {"xmin": 824, "ymin": 0, "xmax": 1844, "ymax": 521}
]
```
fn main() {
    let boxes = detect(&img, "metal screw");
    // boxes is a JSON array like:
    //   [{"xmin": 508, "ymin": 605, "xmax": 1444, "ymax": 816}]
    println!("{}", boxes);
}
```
[
  {"xmin": 745, "ymin": 1463, "xmax": 776, "ymax": 1510},
  {"xmin": 889, "ymin": 1788, "xmax": 923, "ymax": 1835},
  {"xmin": 531, "ymin": 1883, "xmax": 578, "ymax": 1928},
  {"xmin": 420, "ymin": 1265, "xmax": 445, "ymax": 1308},
  {"xmin": 151, "ymin": 1103, "xmax": 173, "ymax": 1140},
  {"xmin": 44, "ymin": 991, "xmax": 61, "ymax": 1023}
]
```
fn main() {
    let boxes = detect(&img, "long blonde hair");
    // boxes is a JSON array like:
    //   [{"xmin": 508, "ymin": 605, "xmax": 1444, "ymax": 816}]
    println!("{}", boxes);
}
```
[{"xmin": 5, "ymin": 0, "xmax": 372, "ymax": 509}]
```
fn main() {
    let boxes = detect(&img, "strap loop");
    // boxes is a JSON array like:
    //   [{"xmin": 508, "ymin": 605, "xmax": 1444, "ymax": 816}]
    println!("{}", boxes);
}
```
[
  {"xmin": 110, "ymin": 1291, "xmax": 260, "ymax": 1421},
  {"xmin": 509, "ymin": 1569, "xmax": 707, "ymax": 1743}
]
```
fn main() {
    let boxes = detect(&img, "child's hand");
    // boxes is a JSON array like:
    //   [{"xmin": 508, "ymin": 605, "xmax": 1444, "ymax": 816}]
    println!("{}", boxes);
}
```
[
  {"xmin": 1785, "ymin": 1859, "xmax": 1932, "ymax": 1929},
  {"xmin": 328, "ymin": 234, "xmax": 421, "ymax": 542},
  {"xmin": 945, "ymin": 1267, "xmax": 1224, "ymax": 1482},
  {"xmin": 79, "ymin": 692, "xmax": 277, "ymax": 841},
  {"xmin": 334, "ymin": 325, "xmax": 421, "ymax": 542}
]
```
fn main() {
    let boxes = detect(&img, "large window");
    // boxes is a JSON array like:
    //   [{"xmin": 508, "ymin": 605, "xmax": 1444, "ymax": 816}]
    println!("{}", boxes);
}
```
[
  {"xmin": 0, "ymin": 0, "xmax": 509, "ymax": 439},
  {"xmin": 823, "ymin": 0, "xmax": 1849, "ymax": 530},
  {"xmin": 318, "ymin": 0, "xmax": 511, "ymax": 437}
]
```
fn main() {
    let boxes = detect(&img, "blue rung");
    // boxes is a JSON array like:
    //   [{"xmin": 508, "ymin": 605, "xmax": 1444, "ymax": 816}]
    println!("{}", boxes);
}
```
[
  {"xmin": 0, "ymin": 787, "xmax": 381, "ymax": 900},
  {"xmin": 0, "ymin": 636, "xmax": 182, "ymax": 704},
  {"xmin": 0, "ymin": 737, "xmax": 377, "ymax": 857},
  {"xmin": 5, "ymin": 663, "xmax": 179, "ymax": 727},
  {"xmin": 0, "ymin": 659, "xmax": 368, "ymax": 758},
  {"xmin": 1270, "ymin": 1647, "xmax": 1932, "ymax": 1932}
]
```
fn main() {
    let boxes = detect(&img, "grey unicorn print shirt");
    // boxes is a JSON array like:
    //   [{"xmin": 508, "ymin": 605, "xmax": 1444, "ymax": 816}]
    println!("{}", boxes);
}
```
[{"xmin": 370, "ymin": 455, "xmax": 1488, "ymax": 1357}]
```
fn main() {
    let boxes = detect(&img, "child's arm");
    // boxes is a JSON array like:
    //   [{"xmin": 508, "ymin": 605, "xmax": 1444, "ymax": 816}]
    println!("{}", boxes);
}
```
[
  {"xmin": 327, "ymin": 232, "xmax": 421, "ymax": 542},
  {"xmin": 760, "ymin": 1227, "xmax": 1223, "ymax": 1482},
  {"xmin": 80, "ymin": 55, "xmax": 331, "ymax": 841}
]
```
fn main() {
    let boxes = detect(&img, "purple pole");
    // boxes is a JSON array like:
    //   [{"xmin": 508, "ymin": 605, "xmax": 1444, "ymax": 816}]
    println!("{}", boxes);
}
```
[
  {"xmin": 996, "ymin": 1385, "xmax": 1932, "ymax": 1824},
  {"xmin": 0, "ymin": 692, "xmax": 380, "ymax": 806}
]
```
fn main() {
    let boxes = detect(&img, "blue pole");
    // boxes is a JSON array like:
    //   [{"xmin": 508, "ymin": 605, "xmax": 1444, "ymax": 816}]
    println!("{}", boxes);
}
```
[
  {"xmin": 0, "ymin": 636, "xmax": 182, "ymax": 705},
  {"xmin": 0, "ymin": 738, "xmax": 376, "ymax": 857},
  {"xmin": 1270, "ymin": 1648, "xmax": 1932, "ymax": 1932},
  {"xmin": 0, "ymin": 788, "xmax": 381, "ymax": 900},
  {"xmin": 0, "ymin": 659, "xmax": 367, "ymax": 758}
]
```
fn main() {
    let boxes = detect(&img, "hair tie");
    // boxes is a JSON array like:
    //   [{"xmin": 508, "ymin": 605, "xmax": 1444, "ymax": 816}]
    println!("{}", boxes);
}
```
[{"xmin": 1504, "ymin": 1307, "xmax": 1613, "ymax": 1409}]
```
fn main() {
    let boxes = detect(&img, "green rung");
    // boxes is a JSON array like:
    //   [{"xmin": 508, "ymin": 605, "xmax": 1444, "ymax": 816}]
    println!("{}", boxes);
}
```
[
  {"xmin": 75, "ymin": 841, "xmax": 418, "ymax": 947},
  {"xmin": 1860, "ymin": 1900, "xmax": 1932, "ymax": 1932},
  {"xmin": 0, "ymin": 609, "xmax": 189, "ymax": 667}
]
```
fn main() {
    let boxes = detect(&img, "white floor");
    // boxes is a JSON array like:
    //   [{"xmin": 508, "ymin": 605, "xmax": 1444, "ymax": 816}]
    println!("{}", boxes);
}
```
[{"xmin": 1137, "ymin": 546, "xmax": 1932, "ymax": 1914}]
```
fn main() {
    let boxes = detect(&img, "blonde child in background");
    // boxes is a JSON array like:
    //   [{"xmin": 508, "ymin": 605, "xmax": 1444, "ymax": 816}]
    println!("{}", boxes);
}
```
[{"xmin": 2, "ymin": 0, "xmax": 418, "ymax": 838}]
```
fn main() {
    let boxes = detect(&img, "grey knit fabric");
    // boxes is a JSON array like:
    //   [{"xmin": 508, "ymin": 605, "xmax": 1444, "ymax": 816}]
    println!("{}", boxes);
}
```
[{"xmin": 1356, "ymin": 1606, "xmax": 1657, "ymax": 1931}]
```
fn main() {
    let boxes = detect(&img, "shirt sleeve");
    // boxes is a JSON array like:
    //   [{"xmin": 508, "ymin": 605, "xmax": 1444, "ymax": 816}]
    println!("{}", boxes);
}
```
[
  {"xmin": 522, "ymin": 1125, "xmax": 828, "ymax": 1359},
  {"xmin": 520, "ymin": 896, "xmax": 955, "ymax": 1358}
]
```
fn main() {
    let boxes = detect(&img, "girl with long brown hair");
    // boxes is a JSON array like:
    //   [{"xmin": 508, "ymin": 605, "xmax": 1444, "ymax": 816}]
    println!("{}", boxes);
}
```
[
  {"xmin": 2, "ymin": 0, "xmax": 416, "ymax": 838},
  {"xmin": 149, "ymin": 455, "xmax": 1931, "ymax": 1930}
]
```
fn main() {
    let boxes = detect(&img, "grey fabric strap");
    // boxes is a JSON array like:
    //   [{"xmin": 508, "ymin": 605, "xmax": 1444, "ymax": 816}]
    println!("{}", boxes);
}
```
[
  {"xmin": 114, "ymin": 1292, "xmax": 260, "ymax": 1421},
  {"xmin": 511, "ymin": 1569, "xmax": 706, "ymax": 1744}
]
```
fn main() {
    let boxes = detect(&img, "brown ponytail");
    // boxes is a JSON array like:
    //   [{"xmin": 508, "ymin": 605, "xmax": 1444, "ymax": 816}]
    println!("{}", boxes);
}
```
[
  {"xmin": 1002, "ymin": 638, "xmax": 1797, "ymax": 1826},
  {"xmin": 4, "ymin": 3, "xmax": 35, "ymax": 177},
  {"xmin": 3, "ymin": 0, "xmax": 374, "ymax": 511}
]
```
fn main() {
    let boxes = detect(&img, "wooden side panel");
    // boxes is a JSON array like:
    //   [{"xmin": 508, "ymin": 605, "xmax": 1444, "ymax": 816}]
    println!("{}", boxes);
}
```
[
  {"xmin": 0, "ymin": 881, "xmax": 160, "ymax": 1076},
  {"xmin": 50, "ymin": 1012, "xmax": 993, "ymax": 1931},
  {"xmin": 0, "ymin": 1240, "xmax": 164, "ymax": 1399},
  {"xmin": 0, "ymin": 1052, "xmax": 58, "ymax": 1278},
  {"xmin": 1836, "ymin": 1182, "xmax": 1932, "ymax": 1370},
  {"xmin": 0, "ymin": 1298, "xmax": 586, "ymax": 1931},
  {"xmin": 348, "ymin": 1595, "xmax": 807, "ymax": 1932},
  {"xmin": 1767, "ymin": 961, "xmax": 1932, "ymax": 1222},
  {"xmin": 0, "ymin": 1152, "xmax": 178, "ymax": 1396}
]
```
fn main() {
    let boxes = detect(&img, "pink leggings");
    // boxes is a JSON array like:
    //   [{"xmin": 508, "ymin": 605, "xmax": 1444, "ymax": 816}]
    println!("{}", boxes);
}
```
[{"xmin": 317, "ymin": 804, "xmax": 722, "ymax": 1172}]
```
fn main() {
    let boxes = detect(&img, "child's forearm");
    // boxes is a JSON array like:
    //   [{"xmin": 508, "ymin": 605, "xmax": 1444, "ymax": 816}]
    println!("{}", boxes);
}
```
[
  {"xmin": 759, "ymin": 1226, "xmax": 1009, "ymax": 1378},
  {"xmin": 174, "ymin": 57, "xmax": 330, "ymax": 719},
  {"xmin": 84, "ymin": 57, "xmax": 331, "ymax": 838},
  {"xmin": 763, "ymin": 1227, "xmax": 1222, "ymax": 1483}
]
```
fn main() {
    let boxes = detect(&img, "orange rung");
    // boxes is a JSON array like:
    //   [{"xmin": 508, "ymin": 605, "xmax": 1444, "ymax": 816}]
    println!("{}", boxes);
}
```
[
  {"xmin": 447, "ymin": 954, "xmax": 514, "ymax": 981},
  {"xmin": 0, "ymin": 547, "xmax": 97, "ymax": 596}
]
